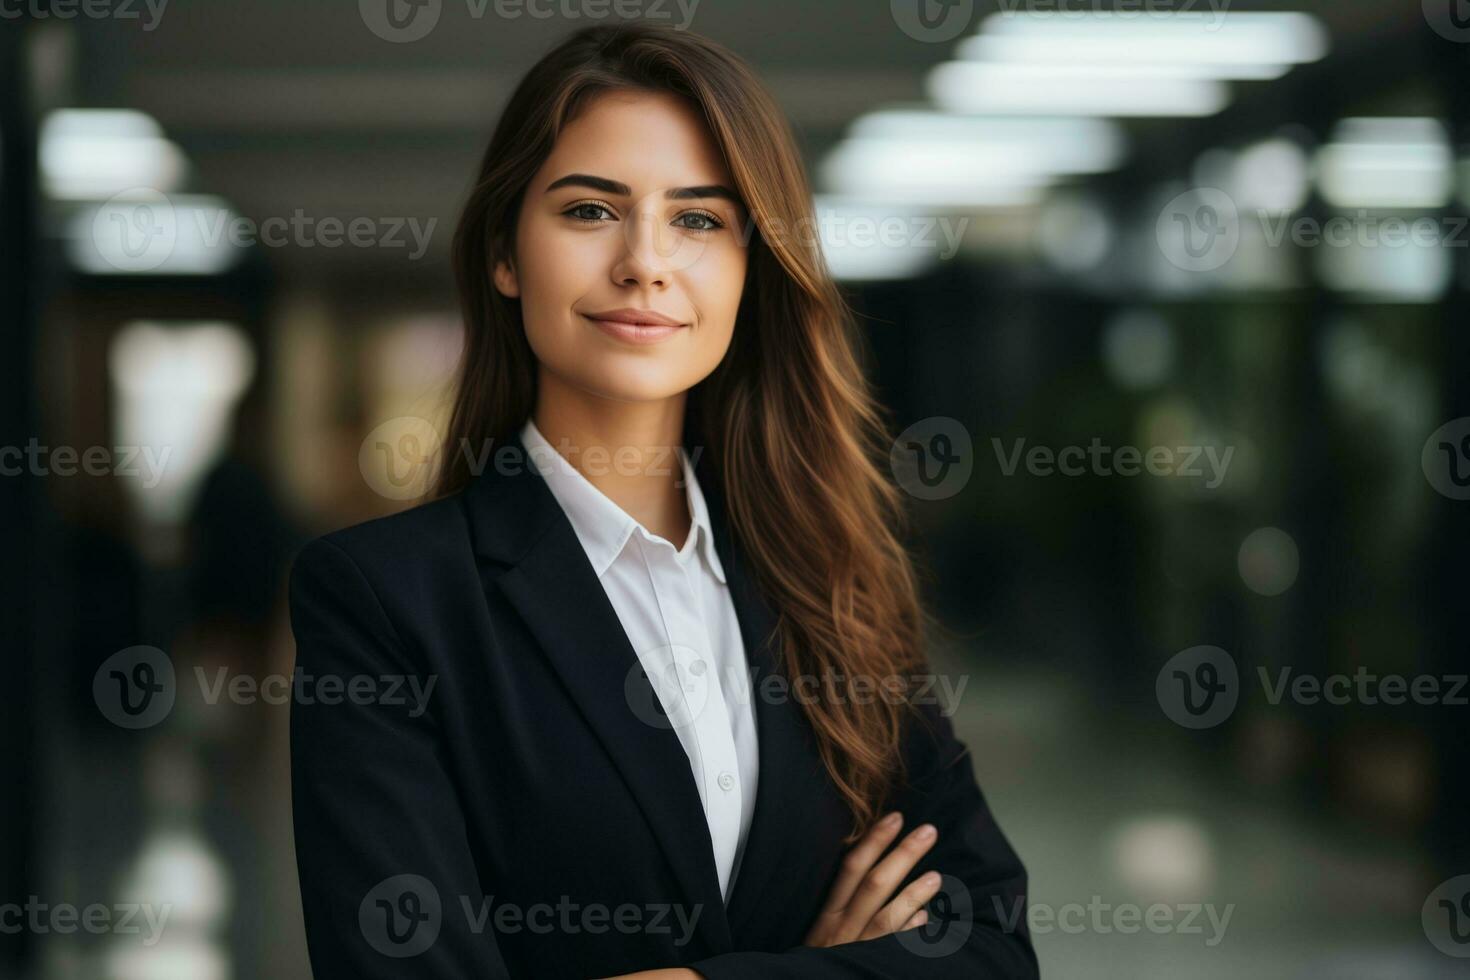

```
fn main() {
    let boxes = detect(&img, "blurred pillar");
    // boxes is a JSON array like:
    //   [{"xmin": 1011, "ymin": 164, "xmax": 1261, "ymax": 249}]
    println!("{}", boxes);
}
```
[
  {"xmin": 0, "ymin": 12, "xmax": 41, "ymax": 977},
  {"xmin": 1427, "ymin": 32, "xmax": 1470, "ymax": 877}
]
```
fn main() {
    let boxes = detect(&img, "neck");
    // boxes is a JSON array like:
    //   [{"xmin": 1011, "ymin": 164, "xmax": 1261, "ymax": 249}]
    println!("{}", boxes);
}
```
[{"xmin": 531, "ymin": 372, "xmax": 692, "ymax": 547}]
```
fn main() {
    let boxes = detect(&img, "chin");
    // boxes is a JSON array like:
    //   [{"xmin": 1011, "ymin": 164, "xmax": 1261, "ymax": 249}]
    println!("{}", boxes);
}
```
[{"xmin": 571, "ymin": 365, "xmax": 694, "ymax": 405}]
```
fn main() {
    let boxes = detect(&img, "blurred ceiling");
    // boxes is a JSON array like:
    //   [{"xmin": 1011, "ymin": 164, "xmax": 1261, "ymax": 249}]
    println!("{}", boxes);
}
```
[{"xmin": 56, "ymin": 0, "xmax": 1433, "ymax": 281}]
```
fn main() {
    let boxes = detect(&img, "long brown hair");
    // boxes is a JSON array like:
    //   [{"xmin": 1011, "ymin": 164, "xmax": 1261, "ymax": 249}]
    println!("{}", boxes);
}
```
[{"xmin": 436, "ymin": 22, "xmax": 933, "ymax": 842}]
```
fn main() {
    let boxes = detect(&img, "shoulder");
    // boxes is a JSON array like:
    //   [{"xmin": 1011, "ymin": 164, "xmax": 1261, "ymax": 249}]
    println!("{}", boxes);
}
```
[
  {"xmin": 289, "ymin": 492, "xmax": 473, "ymax": 597},
  {"xmin": 287, "ymin": 493, "xmax": 482, "ymax": 675}
]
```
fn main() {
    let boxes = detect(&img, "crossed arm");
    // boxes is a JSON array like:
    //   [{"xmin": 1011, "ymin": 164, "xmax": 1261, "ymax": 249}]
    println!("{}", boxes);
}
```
[{"xmin": 603, "ymin": 806, "xmax": 959, "ymax": 979}]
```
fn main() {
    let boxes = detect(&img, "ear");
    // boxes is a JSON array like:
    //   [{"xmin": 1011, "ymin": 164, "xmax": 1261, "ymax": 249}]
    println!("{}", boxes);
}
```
[{"xmin": 492, "ymin": 255, "xmax": 520, "ymax": 299}]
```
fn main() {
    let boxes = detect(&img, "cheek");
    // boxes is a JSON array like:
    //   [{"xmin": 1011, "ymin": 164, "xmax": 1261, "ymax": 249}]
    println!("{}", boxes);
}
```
[
  {"xmin": 516, "ymin": 224, "xmax": 586, "ymax": 370},
  {"xmin": 519, "ymin": 221, "xmax": 606, "ymax": 304},
  {"xmin": 687, "ymin": 243, "xmax": 748, "ymax": 324}
]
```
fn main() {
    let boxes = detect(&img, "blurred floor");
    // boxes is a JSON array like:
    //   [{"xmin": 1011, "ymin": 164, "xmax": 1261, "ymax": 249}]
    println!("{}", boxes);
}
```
[{"xmin": 941, "ymin": 644, "xmax": 1460, "ymax": 980}]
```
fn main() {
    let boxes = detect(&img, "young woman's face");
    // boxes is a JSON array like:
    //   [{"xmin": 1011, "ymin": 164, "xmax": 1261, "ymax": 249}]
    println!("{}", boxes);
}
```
[{"xmin": 495, "ymin": 88, "xmax": 750, "ymax": 405}]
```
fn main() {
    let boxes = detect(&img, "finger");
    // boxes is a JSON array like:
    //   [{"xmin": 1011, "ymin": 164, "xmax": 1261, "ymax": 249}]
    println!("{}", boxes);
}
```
[
  {"xmin": 840, "ymin": 822, "xmax": 939, "ymax": 936},
  {"xmin": 860, "ymin": 870, "xmax": 943, "ymax": 941},
  {"xmin": 901, "ymin": 908, "xmax": 929, "ymax": 932},
  {"xmin": 819, "ymin": 811, "xmax": 905, "ymax": 916}
]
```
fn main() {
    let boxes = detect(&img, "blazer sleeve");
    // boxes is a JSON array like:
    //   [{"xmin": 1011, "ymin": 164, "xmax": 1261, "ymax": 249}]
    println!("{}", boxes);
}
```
[
  {"xmin": 288, "ymin": 536, "xmax": 513, "ymax": 979},
  {"xmin": 685, "ymin": 694, "xmax": 1038, "ymax": 980}
]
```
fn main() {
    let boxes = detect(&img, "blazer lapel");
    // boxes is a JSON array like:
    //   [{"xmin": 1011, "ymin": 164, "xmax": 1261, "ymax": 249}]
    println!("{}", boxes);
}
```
[
  {"xmin": 464, "ymin": 432, "xmax": 732, "ymax": 955},
  {"xmin": 699, "ymin": 466, "xmax": 836, "ymax": 940}
]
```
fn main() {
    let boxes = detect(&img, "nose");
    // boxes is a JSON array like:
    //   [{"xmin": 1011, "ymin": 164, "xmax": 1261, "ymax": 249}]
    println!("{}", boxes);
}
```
[{"xmin": 610, "ymin": 208, "xmax": 671, "ymax": 290}]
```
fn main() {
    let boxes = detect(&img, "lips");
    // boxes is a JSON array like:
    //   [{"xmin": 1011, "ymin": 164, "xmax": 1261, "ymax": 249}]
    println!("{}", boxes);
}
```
[
  {"xmin": 582, "ymin": 308, "xmax": 689, "ymax": 345},
  {"xmin": 583, "ymin": 307, "xmax": 687, "ymax": 327},
  {"xmin": 582, "ymin": 315, "xmax": 685, "ymax": 346}
]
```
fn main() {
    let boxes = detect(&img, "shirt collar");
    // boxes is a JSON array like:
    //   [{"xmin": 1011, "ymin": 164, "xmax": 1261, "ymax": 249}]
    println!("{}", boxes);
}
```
[{"xmin": 520, "ymin": 418, "xmax": 727, "ymax": 585}]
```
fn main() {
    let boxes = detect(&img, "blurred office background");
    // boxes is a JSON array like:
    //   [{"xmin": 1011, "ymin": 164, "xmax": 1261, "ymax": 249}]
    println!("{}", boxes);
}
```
[{"xmin": 2, "ymin": 1, "xmax": 1468, "ymax": 977}]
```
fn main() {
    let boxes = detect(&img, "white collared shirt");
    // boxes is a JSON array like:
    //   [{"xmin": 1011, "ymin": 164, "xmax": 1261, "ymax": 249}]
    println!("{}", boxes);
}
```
[{"xmin": 520, "ymin": 419, "xmax": 759, "ymax": 903}]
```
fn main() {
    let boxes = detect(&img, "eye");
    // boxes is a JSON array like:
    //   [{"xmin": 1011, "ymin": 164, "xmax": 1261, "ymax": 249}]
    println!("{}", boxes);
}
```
[
  {"xmin": 563, "ymin": 201, "xmax": 616, "ymax": 223},
  {"xmin": 675, "ymin": 209, "xmax": 724, "ymax": 232}
]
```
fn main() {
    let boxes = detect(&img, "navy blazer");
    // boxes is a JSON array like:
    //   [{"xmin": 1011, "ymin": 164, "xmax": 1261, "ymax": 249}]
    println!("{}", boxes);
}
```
[{"xmin": 288, "ymin": 431, "xmax": 1037, "ymax": 979}]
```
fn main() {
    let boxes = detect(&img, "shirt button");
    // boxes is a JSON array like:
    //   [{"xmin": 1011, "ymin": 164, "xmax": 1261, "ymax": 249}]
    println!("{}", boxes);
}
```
[{"xmin": 717, "ymin": 771, "xmax": 735, "ymax": 791}]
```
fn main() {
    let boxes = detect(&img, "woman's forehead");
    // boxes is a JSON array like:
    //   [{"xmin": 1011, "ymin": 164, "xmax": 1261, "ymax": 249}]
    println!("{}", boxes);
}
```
[{"xmin": 540, "ymin": 90, "xmax": 734, "ymax": 193}]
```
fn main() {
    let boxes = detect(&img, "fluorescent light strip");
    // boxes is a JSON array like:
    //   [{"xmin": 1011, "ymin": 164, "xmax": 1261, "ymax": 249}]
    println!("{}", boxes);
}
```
[
  {"xmin": 812, "ymin": 196, "xmax": 949, "ymax": 281},
  {"xmin": 849, "ymin": 110, "xmax": 1121, "ymax": 143},
  {"xmin": 945, "ymin": 60, "xmax": 1278, "ymax": 81},
  {"xmin": 928, "ymin": 61, "xmax": 1229, "ymax": 117},
  {"xmin": 1316, "ymin": 117, "xmax": 1454, "ymax": 209},
  {"xmin": 42, "ymin": 108, "xmax": 163, "ymax": 141},
  {"xmin": 41, "ymin": 109, "xmax": 188, "ymax": 200},
  {"xmin": 820, "ymin": 138, "xmax": 1059, "ymax": 203},
  {"xmin": 958, "ymin": 36, "xmax": 1292, "ymax": 80},
  {"xmin": 67, "ymin": 194, "xmax": 246, "ymax": 276},
  {"xmin": 844, "ymin": 111, "xmax": 1128, "ymax": 174},
  {"xmin": 972, "ymin": 10, "xmax": 1329, "ymax": 66}
]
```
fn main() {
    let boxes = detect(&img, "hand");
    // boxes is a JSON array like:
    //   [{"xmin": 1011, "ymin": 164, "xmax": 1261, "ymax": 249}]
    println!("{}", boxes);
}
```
[{"xmin": 803, "ymin": 810, "xmax": 944, "ymax": 948}]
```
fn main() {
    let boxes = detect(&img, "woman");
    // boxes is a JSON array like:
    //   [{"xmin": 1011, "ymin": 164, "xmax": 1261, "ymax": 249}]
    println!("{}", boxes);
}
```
[{"xmin": 289, "ymin": 22, "xmax": 1035, "ymax": 980}]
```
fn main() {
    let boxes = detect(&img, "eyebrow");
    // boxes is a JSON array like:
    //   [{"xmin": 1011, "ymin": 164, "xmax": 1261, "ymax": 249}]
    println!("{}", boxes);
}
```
[{"xmin": 544, "ymin": 173, "xmax": 743, "ymax": 206}]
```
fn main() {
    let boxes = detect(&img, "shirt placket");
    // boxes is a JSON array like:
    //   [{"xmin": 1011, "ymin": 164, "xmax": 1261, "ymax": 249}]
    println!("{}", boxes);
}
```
[{"xmin": 634, "ymin": 533, "xmax": 744, "ymax": 902}]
